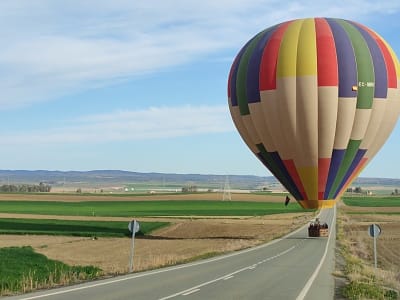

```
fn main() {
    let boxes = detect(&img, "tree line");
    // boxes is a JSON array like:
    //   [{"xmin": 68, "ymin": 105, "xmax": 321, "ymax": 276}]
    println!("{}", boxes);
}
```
[{"xmin": 0, "ymin": 182, "xmax": 51, "ymax": 193}]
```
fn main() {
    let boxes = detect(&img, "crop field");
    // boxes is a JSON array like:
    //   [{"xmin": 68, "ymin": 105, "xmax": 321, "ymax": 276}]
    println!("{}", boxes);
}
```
[
  {"xmin": 0, "ymin": 218, "xmax": 168, "ymax": 237},
  {"xmin": 1, "ymin": 246, "xmax": 100, "ymax": 295},
  {"xmin": 0, "ymin": 200, "xmax": 308, "ymax": 217},
  {"xmin": 343, "ymin": 196, "xmax": 400, "ymax": 207}
]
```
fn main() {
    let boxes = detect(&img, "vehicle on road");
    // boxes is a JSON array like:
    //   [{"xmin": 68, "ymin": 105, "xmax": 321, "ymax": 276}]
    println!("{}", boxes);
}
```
[{"xmin": 308, "ymin": 218, "xmax": 329, "ymax": 237}]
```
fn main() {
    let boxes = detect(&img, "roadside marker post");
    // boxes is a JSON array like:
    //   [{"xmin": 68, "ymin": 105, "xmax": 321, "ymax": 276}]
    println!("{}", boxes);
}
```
[
  {"xmin": 368, "ymin": 224, "xmax": 381, "ymax": 269},
  {"xmin": 128, "ymin": 219, "xmax": 140, "ymax": 273}
]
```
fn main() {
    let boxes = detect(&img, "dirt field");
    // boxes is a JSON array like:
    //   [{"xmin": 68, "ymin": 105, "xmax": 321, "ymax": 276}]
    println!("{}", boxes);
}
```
[{"xmin": 0, "ymin": 212, "xmax": 314, "ymax": 274}]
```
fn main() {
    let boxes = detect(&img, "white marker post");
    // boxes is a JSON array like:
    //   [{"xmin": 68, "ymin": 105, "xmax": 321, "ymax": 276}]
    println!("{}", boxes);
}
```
[
  {"xmin": 368, "ymin": 223, "xmax": 381, "ymax": 269},
  {"xmin": 128, "ymin": 219, "xmax": 140, "ymax": 273}
]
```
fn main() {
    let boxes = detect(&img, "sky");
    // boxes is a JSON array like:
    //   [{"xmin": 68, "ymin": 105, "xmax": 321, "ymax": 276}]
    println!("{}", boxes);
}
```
[{"xmin": 0, "ymin": 0, "xmax": 400, "ymax": 178}]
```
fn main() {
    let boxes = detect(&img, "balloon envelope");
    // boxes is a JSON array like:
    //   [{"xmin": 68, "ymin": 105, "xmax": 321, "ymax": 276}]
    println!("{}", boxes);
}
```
[{"xmin": 228, "ymin": 17, "xmax": 400, "ymax": 209}]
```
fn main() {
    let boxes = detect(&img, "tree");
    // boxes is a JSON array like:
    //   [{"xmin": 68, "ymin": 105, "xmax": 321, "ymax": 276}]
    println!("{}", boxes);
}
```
[{"xmin": 0, "ymin": 183, "xmax": 51, "ymax": 193}]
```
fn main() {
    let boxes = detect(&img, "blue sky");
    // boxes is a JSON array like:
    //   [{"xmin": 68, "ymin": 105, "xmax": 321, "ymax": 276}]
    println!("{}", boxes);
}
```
[{"xmin": 0, "ymin": 1, "xmax": 400, "ymax": 178}]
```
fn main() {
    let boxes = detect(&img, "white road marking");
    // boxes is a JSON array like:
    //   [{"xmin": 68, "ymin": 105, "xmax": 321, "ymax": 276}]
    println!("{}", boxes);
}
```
[
  {"xmin": 15, "ymin": 217, "xmax": 311, "ymax": 300},
  {"xmin": 223, "ymin": 275, "xmax": 234, "ymax": 280},
  {"xmin": 296, "ymin": 207, "xmax": 336, "ymax": 300},
  {"xmin": 158, "ymin": 265, "xmax": 251, "ymax": 300},
  {"xmin": 248, "ymin": 264, "xmax": 256, "ymax": 270},
  {"xmin": 158, "ymin": 245, "xmax": 297, "ymax": 300},
  {"xmin": 182, "ymin": 289, "xmax": 200, "ymax": 296}
]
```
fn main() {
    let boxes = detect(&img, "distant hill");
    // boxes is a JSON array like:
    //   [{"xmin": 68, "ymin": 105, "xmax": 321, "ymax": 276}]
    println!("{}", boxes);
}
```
[
  {"xmin": 351, "ymin": 177, "xmax": 400, "ymax": 186},
  {"xmin": 0, "ymin": 170, "xmax": 278, "ymax": 190},
  {"xmin": 0, "ymin": 170, "xmax": 398, "ymax": 191}
]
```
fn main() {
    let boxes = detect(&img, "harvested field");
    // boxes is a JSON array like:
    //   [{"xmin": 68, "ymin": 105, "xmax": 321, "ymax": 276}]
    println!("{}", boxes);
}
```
[
  {"xmin": 0, "ymin": 212, "xmax": 313, "ymax": 274},
  {"xmin": 339, "ymin": 205, "xmax": 400, "ymax": 214},
  {"xmin": 340, "ymin": 212, "xmax": 400, "ymax": 273}
]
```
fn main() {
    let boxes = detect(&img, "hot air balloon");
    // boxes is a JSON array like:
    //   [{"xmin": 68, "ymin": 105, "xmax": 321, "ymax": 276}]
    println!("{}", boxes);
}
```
[{"xmin": 228, "ymin": 17, "xmax": 400, "ymax": 209}]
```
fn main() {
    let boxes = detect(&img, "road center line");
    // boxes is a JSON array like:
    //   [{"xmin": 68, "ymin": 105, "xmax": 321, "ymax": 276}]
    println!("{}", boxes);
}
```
[
  {"xmin": 182, "ymin": 289, "xmax": 200, "ymax": 296},
  {"xmin": 158, "ymin": 245, "xmax": 297, "ymax": 300}
]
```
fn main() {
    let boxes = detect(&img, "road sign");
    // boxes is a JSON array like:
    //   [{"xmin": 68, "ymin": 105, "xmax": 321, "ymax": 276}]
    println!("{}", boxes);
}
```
[
  {"xmin": 128, "ymin": 220, "xmax": 140, "ymax": 233},
  {"xmin": 368, "ymin": 224, "xmax": 381, "ymax": 237},
  {"xmin": 128, "ymin": 220, "xmax": 140, "ymax": 273},
  {"xmin": 368, "ymin": 224, "xmax": 381, "ymax": 269}
]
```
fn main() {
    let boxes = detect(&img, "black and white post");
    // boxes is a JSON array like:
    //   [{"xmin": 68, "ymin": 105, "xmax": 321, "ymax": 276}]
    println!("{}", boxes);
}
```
[{"xmin": 128, "ymin": 219, "xmax": 140, "ymax": 273}]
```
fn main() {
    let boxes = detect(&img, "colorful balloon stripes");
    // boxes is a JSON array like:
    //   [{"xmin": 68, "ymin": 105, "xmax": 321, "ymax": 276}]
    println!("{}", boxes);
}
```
[{"xmin": 228, "ymin": 18, "xmax": 400, "ymax": 209}]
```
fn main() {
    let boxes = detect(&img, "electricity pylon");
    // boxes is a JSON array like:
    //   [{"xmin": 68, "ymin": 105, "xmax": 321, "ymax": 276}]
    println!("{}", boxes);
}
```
[{"xmin": 222, "ymin": 176, "xmax": 231, "ymax": 201}]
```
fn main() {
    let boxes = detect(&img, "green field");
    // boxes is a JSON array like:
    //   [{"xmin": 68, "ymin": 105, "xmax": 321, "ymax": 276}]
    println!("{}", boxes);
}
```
[
  {"xmin": 0, "ymin": 200, "xmax": 308, "ymax": 217},
  {"xmin": 0, "ymin": 246, "xmax": 100, "ymax": 295},
  {"xmin": 342, "ymin": 196, "xmax": 400, "ymax": 207},
  {"xmin": 0, "ymin": 218, "xmax": 169, "ymax": 237},
  {"xmin": 250, "ymin": 191, "xmax": 289, "ymax": 197}
]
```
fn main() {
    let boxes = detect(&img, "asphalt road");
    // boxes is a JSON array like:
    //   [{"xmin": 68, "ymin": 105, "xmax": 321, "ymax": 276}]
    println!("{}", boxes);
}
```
[{"xmin": 5, "ymin": 207, "xmax": 336, "ymax": 300}]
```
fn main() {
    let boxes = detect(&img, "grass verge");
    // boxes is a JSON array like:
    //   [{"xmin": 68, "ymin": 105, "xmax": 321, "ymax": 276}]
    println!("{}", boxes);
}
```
[
  {"xmin": 0, "ymin": 246, "xmax": 101, "ymax": 296},
  {"xmin": 336, "ymin": 210, "xmax": 399, "ymax": 299}
]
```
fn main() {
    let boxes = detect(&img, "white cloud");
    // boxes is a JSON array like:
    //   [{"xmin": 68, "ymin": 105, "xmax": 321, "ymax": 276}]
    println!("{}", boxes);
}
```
[
  {"xmin": 0, "ymin": 0, "xmax": 399, "ymax": 108},
  {"xmin": 0, "ymin": 105, "xmax": 234, "ymax": 145}
]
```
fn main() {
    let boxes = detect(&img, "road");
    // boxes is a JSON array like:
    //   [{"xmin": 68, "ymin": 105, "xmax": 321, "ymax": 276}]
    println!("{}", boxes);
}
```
[{"xmin": 5, "ymin": 207, "xmax": 336, "ymax": 300}]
